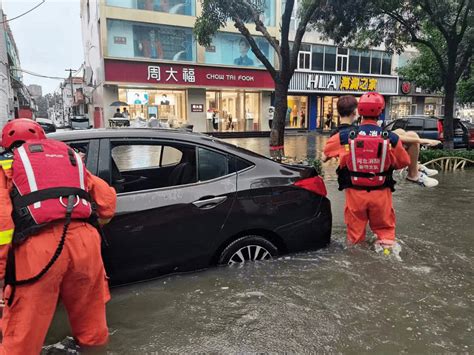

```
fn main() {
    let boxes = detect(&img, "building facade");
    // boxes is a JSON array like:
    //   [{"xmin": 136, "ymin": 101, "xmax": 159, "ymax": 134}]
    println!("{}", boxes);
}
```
[
  {"xmin": 81, "ymin": 0, "xmax": 444, "ymax": 133},
  {"xmin": 81, "ymin": 0, "xmax": 277, "ymax": 132}
]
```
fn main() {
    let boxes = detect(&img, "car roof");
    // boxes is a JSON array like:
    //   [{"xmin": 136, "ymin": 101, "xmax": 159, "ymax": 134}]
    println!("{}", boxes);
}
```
[{"xmin": 47, "ymin": 128, "xmax": 270, "ymax": 162}]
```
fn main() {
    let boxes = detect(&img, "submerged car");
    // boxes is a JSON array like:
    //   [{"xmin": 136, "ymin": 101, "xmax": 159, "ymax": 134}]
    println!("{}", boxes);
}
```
[{"xmin": 49, "ymin": 129, "xmax": 332, "ymax": 285}]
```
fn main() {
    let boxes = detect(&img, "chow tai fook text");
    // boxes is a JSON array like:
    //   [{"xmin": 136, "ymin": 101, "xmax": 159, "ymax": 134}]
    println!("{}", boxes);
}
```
[{"xmin": 104, "ymin": 59, "xmax": 274, "ymax": 89}]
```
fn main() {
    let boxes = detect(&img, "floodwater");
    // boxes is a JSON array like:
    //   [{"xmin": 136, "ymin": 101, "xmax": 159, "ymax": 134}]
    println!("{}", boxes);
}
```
[{"xmin": 46, "ymin": 134, "xmax": 473, "ymax": 353}]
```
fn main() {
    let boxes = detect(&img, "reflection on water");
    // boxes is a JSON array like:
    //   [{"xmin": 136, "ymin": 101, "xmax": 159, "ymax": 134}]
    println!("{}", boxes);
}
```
[{"xmin": 46, "ymin": 134, "xmax": 473, "ymax": 353}]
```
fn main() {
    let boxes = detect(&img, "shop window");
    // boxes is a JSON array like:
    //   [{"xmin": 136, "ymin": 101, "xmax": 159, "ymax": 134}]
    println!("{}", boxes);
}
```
[
  {"xmin": 106, "ymin": 0, "xmax": 196, "ymax": 16},
  {"xmin": 206, "ymin": 91, "xmax": 260, "ymax": 132},
  {"xmin": 107, "ymin": 19, "xmax": 195, "ymax": 62},
  {"xmin": 360, "ymin": 50, "xmax": 370, "ymax": 74},
  {"xmin": 382, "ymin": 53, "xmax": 392, "ymax": 75},
  {"xmin": 349, "ymin": 49, "xmax": 360, "ymax": 73},
  {"xmin": 118, "ymin": 89, "xmax": 187, "ymax": 126},
  {"xmin": 287, "ymin": 95, "xmax": 308, "ymax": 128},
  {"xmin": 110, "ymin": 142, "xmax": 197, "ymax": 193},
  {"xmin": 324, "ymin": 46, "xmax": 336, "ymax": 72},
  {"xmin": 204, "ymin": 32, "xmax": 273, "ymax": 68},
  {"xmin": 298, "ymin": 51, "xmax": 311, "ymax": 70},
  {"xmin": 311, "ymin": 45, "xmax": 324, "ymax": 71},
  {"xmin": 371, "ymin": 51, "xmax": 382, "ymax": 74}
]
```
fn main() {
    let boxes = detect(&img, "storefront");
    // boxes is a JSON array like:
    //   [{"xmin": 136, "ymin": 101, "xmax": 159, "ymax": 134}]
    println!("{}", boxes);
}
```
[
  {"xmin": 288, "ymin": 71, "xmax": 399, "ymax": 130},
  {"xmin": 390, "ymin": 81, "xmax": 444, "ymax": 119},
  {"xmin": 103, "ymin": 59, "xmax": 274, "ymax": 132}
]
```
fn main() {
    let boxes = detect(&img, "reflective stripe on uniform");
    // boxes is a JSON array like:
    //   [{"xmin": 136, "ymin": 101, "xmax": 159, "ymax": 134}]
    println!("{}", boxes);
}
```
[
  {"xmin": 17, "ymin": 146, "xmax": 41, "ymax": 209},
  {"xmin": 350, "ymin": 139, "xmax": 358, "ymax": 181},
  {"xmin": 379, "ymin": 139, "xmax": 388, "ymax": 182},
  {"xmin": 74, "ymin": 151, "xmax": 88, "ymax": 206},
  {"xmin": 0, "ymin": 159, "xmax": 13, "ymax": 170},
  {"xmin": 0, "ymin": 228, "xmax": 13, "ymax": 245}
]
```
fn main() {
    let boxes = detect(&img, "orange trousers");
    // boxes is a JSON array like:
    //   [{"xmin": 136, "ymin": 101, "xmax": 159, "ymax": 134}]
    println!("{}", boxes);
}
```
[
  {"xmin": 344, "ymin": 188, "xmax": 396, "ymax": 246},
  {"xmin": 0, "ymin": 221, "xmax": 110, "ymax": 355}
]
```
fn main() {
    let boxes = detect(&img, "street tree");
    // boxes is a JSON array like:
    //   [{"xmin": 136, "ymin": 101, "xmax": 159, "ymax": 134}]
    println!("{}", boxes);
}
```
[
  {"xmin": 194, "ymin": 0, "xmax": 323, "ymax": 159},
  {"xmin": 316, "ymin": 0, "xmax": 473, "ymax": 148}
]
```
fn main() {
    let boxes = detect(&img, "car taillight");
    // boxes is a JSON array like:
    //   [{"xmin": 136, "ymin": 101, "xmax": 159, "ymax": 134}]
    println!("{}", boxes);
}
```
[
  {"xmin": 294, "ymin": 176, "xmax": 327, "ymax": 197},
  {"xmin": 437, "ymin": 121, "xmax": 444, "ymax": 140}
]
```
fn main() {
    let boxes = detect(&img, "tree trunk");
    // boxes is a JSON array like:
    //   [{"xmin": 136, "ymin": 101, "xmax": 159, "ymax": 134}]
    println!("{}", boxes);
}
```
[
  {"xmin": 270, "ymin": 81, "xmax": 288, "ymax": 160},
  {"xmin": 443, "ymin": 53, "xmax": 457, "ymax": 150}
]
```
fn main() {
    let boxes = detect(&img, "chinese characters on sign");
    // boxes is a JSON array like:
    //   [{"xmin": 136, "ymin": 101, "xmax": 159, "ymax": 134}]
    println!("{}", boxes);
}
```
[
  {"xmin": 147, "ymin": 66, "xmax": 160, "ymax": 81},
  {"xmin": 183, "ymin": 68, "xmax": 195, "ymax": 83},
  {"xmin": 191, "ymin": 104, "xmax": 204, "ymax": 112},
  {"xmin": 356, "ymin": 157, "xmax": 381, "ymax": 171},
  {"xmin": 339, "ymin": 76, "xmax": 378, "ymax": 91}
]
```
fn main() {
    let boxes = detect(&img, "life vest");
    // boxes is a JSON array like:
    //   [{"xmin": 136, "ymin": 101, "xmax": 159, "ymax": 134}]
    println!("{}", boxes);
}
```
[
  {"xmin": 337, "ymin": 126, "xmax": 396, "ymax": 191},
  {"xmin": 10, "ymin": 139, "xmax": 92, "ymax": 242},
  {"xmin": 346, "ymin": 130, "xmax": 392, "ymax": 188}
]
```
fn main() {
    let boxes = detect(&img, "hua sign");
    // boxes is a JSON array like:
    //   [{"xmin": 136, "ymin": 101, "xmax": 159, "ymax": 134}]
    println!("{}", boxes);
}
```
[{"xmin": 307, "ymin": 74, "xmax": 378, "ymax": 91}]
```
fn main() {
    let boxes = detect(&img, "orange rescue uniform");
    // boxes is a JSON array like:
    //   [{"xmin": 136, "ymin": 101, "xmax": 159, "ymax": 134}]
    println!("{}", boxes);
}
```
[
  {"xmin": 0, "ymin": 164, "xmax": 117, "ymax": 355},
  {"xmin": 324, "ymin": 123, "xmax": 411, "ymax": 245}
]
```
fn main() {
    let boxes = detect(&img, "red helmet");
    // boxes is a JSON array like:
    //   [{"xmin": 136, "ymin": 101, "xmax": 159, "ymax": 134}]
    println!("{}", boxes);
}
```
[
  {"xmin": 358, "ymin": 92, "xmax": 385, "ymax": 118},
  {"xmin": 1, "ymin": 118, "xmax": 46, "ymax": 149}
]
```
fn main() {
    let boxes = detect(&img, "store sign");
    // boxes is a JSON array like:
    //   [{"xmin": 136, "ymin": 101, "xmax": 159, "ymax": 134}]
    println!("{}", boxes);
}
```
[
  {"xmin": 114, "ymin": 36, "xmax": 127, "ymax": 45},
  {"xmin": 191, "ymin": 104, "xmax": 204, "ymax": 112},
  {"xmin": 290, "ymin": 71, "xmax": 399, "ymax": 95},
  {"xmin": 401, "ymin": 81, "xmax": 411, "ymax": 94},
  {"xmin": 104, "ymin": 59, "xmax": 274, "ymax": 89}
]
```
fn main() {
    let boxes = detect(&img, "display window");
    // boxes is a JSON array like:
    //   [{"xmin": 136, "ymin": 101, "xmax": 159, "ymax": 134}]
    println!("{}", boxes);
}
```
[
  {"xmin": 204, "ymin": 32, "xmax": 274, "ymax": 68},
  {"xmin": 118, "ymin": 88, "xmax": 187, "ymax": 127},
  {"xmin": 287, "ymin": 96, "xmax": 308, "ymax": 128},
  {"xmin": 107, "ymin": 19, "xmax": 195, "ymax": 62},
  {"xmin": 389, "ymin": 97, "xmax": 413, "ymax": 120},
  {"xmin": 205, "ymin": 90, "xmax": 261, "ymax": 132},
  {"xmin": 107, "ymin": 0, "xmax": 196, "ymax": 16},
  {"xmin": 424, "ymin": 97, "xmax": 443, "ymax": 116},
  {"xmin": 316, "ymin": 96, "xmax": 340, "ymax": 130}
]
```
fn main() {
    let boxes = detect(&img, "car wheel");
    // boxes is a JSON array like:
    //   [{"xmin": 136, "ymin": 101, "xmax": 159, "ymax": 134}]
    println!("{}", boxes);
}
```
[{"xmin": 218, "ymin": 236, "xmax": 278, "ymax": 265}]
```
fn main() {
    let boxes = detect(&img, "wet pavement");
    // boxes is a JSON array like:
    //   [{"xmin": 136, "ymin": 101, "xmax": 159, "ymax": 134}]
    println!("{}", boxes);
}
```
[{"xmin": 46, "ymin": 134, "xmax": 473, "ymax": 353}]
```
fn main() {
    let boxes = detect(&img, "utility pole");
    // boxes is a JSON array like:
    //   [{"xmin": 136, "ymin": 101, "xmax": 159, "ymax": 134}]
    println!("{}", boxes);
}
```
[{"xmin": 65, "ymin": 68, "xmax": 75, "ymax": 125}]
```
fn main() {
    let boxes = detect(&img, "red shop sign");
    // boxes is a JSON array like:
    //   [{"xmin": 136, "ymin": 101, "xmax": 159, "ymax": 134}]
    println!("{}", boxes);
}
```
[{"xmin": 104, "ymin": 59, "xmax": 275, "ymax": 89}]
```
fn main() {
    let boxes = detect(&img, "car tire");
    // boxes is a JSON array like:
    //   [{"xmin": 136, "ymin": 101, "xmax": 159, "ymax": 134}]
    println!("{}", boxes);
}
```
[{"xmin": 218, "ymin": 235, "xmax": 279, "ymax": 265}]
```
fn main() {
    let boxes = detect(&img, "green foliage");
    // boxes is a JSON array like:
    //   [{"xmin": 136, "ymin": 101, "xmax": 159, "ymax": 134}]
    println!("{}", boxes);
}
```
[
  {"xmin": 311, "ymin": 158, "xmax": 324, "ymax": 177},
  {"xmin": 419, "ymin": 149, "xmax": 474, "ymax": 164},
  {"xmin": 457, "ymin": 66, "xmax": 474, "ymax": 104}
]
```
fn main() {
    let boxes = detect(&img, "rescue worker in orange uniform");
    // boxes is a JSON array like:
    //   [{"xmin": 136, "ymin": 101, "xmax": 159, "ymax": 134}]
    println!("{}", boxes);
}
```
[
  {"xmin": 323, "ymin": 93, "xmax": 411, "ymax": 250},
  {"xmin": 0, "ymin": 119, "xmax": 117, "ymax": 354}
]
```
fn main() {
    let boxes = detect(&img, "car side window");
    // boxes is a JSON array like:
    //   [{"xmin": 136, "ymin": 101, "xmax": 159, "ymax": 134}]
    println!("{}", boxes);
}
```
[
  {"xmin": 424, "ymin": 119, "xmax": 438, "ymax": 130},
  {"xmin": 392, "ymin": 120, "xmax": 406, "ymax": 130},
  {"xmin": 112, "ymin": 145, "xmax": 162, "ymax": 171},
  {"xmin": 198, "ymin": 148, "xmax": 229, "ymax": 182},
  {"xmin": 110, "ymin": 142, "xmax": 197, "ymax": 193},
  {"xmin": 405, "ymin": 118, "xmax": 424, "ymax": 131},
  {"xmin": 68, "ymin": 142, "xmax": 89, "ymax": 164}
]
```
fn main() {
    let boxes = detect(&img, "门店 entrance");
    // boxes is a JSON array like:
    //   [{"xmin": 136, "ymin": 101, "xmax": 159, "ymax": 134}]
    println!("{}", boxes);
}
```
[{"xmin": 206, "ymin": 90, "xmax": 261, "ymax": 132}]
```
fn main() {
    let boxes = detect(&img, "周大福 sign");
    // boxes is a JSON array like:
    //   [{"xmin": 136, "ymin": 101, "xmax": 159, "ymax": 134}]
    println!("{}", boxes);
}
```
[
  {"xmin": 289, "ymin": 71, "xmax": 399, "ymax": 95},
  {"xmin": 104, "ymin": 59, "xmax": 274, "ymax": 89}
]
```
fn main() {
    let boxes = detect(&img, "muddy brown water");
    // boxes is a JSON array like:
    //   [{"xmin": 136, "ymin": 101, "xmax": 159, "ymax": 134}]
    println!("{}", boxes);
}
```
[{"xmin": 46, "ymin": 135, "xmax": 473, "ymax": 353}]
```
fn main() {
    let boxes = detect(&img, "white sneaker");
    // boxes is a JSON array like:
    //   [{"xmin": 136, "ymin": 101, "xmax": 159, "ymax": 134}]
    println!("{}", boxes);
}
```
[
  {"xmin": 407, "ymin": 172, "xmax": 439, "ymax": 187},
  {"xmin": 418, "ymin": 164, "xmax": 438, "ymax": 177}
]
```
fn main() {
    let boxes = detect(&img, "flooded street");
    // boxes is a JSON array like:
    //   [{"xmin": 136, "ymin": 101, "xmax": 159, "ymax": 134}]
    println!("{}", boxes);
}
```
[{"xmin": 47, "ymin": 134, "xmax": 473, "ymax": 353}]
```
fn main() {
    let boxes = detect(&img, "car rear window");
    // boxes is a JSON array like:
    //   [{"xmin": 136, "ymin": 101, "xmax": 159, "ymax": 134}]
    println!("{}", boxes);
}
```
[
  {"xmin": 405, "ymin": 118, "xmax": 424, "ymax": 131},
  {"xmin": 424, "ymin": 119, "xmax": 438, "ymax": 130}
]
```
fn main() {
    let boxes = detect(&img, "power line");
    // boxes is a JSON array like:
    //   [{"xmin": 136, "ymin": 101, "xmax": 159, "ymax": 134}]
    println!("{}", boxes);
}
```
[
  {"xmin": 12, "ymin": 67, "xmax": 65, "ymax": 80},
  {"xmin": 1, "ymin": 0, "xmax": 46, "ymax": 24}
]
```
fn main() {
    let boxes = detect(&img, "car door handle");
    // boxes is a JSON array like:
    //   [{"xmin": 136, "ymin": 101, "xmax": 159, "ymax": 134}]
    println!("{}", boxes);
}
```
[{"xmin": 192, "ymin": 196, "xmax": 228, "ymax": 209}]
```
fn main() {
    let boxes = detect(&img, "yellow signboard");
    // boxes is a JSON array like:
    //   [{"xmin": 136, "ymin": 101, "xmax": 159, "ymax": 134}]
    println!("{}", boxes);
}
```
[{"xmin": 340, "ymin": 76, "xmax": 378, "ymax": 91}]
